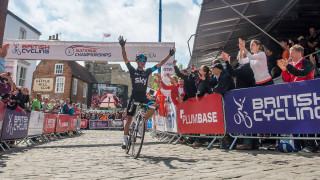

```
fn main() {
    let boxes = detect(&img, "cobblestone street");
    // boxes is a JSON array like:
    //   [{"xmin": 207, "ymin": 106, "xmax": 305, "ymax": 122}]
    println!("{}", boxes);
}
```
[{"xmin": 1, "ymin": 130, "xmax": 320, "ymax": 179}]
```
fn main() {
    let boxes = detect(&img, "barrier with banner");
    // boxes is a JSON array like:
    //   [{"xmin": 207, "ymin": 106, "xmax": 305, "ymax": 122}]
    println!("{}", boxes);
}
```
[
  {"xmin": 154, "ymin": 96, "xmax": 178, "ymax": 133},
  {"xmin": 176, "ymin": 94, "xmax": 225, "ymax": 134},
  {"xmin": 81, "ymin": 119, "xmax": 88, "ymax": 128},
  {"xmin": 56, "ymin": 114, "xmax": 69, "ymax": 132},
  {"xmin": 224, "ymin": 79, "xmax": 320, "ymax": 134},
  {"xmin": 89, "ymin": 120, "xmax": 108, "ymax": 129},
  {"xmin": 28, "ymin": 111, "xmax": 45, "ymax": 136},
  {"xmin": 108, "ymin": 119, "xmax": 124, "ymax": 129},
  {"xmin": 0, "ymin": 103, "xmax": 7, "ymax": 139},
  {"xmin": 1, "ymin": 109, "xmax": 31, "ymax": 141},
  {"xmin": 42, "ymin": 114, "xmax": 57, "ymax": 134},
  {"xmin": 76, "ymin": 116, "xmax": 81, "ymax": 131},
  {"xmin": 68, "ymin": 115, "xmax": 78, "ymax": 131}
]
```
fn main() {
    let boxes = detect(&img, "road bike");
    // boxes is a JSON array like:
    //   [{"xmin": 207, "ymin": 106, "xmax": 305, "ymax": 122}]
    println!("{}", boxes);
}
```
[{"xmin": 125, "ymin": 100, "xmax": 156, "ymax": 159}]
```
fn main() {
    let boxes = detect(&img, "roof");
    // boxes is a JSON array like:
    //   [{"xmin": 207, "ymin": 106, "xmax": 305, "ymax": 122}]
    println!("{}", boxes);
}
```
[
  {"xmin": 67, "ymin": 61, "xmax": 98, "ymax": 83},
  {"xmin": 190, "ymin": 0, "xmax": 320, "ymax": 67},
  {"xmin": 7, "ymin": 10, "xmax": 41, "ymax": 36}
]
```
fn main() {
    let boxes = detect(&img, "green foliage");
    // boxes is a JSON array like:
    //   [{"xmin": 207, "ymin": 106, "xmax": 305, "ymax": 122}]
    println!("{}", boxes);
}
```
[
  {"xmin": 151, "ymin": 75, "xmax": 159, "ymax": 91},
  {"xmin": 177, "ymin": 63, "xmax": 184, "ymax": 70}
]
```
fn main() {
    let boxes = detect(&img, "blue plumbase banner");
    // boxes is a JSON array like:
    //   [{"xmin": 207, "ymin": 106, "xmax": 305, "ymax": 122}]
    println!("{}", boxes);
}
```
[{"xmin": 224, "ymin": 79, "xmax": 320, "ymax": 134}]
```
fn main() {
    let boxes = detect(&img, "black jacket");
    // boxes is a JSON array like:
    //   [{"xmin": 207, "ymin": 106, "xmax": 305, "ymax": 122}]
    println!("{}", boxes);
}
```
[
  {"xmin": 212, "ymin": 70, "xmax": 235, "ymax": 95},
  {"xmin": 174, "ymin": 66, "xmax": 197, "ymax": 101},
  {"xmin": 196, "ymin": 78, "xmax": 213, "ymax": 97},
  {"xmin": 225, "ymin": 61, "xmax": 255, "ymax": 89}
]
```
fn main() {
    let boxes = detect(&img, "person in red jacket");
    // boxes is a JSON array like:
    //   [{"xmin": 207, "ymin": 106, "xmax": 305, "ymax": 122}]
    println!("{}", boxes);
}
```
[
  {"xmin": 278, "ymin": 44, "xmax": 315, "ymax": 82},
  {"xmin": 278, "ymin": 44, "xmax": 317, "ymax": 153},
  {"xmin": 155, "ymin": 73, "xmax": 180, "ymax": 105}
]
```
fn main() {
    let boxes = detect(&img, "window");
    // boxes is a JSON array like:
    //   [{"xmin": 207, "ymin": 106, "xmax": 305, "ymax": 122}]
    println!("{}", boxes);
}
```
[
  {"xmin": 55, "ymin": 76, "xmax": 65, "ymax": 93},
  {"xmin": 16, "ymin": 66, "xmax": 27, "ymax": 87},
  {"xmin": 83, "ymin": 83, "xmax": 87, "ymax": 98},
  {"xmin": 55, "ymin": 64, "xmax": 63, "ymax": 74},
  {"xmin": 19, "ymin": 28, "xmax": 26, "ymax": 39},
  {"xmin": 73, "ymin": 78, "xmax": 78, "ymax": 95}
]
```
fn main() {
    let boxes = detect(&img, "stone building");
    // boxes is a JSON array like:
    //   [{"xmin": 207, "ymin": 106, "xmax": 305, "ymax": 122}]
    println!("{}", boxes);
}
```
[{"xmin": 31, "ymin": 60, "xmax": 97, "ymax": 109}]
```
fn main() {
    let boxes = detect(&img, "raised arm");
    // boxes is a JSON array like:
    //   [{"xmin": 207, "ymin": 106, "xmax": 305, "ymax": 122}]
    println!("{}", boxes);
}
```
[
  {"xmin": 156, "ymin": 47, "xmax": 176, "ymax": 69},
  {"xmin": 166, "ymin": 73, "xmax": 178, "ymax": 86},
  {"xmin": 118, "ymin": 36, "xmax": 129, "ymax": 64}
]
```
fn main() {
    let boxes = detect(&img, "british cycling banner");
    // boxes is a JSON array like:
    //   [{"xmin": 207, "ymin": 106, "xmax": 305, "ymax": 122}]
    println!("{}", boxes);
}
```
[
  {"xmin": 42, "ymin": 114, "xmax": 57, "ymax": 134},
  {"xmin": 176, "ymin": 94, "xmax": 225, "ymax": 134},
  {"xmin": 4, "ymin": 39, "xmax": 174, "ymax": 62},
  {"xmin": 224, "ymin": 79, "xmax": 320, "ymax": 134},
  {"xmin": 89, "ymin": 120, "xmax": 108, "ymax": 129},
  {"xmin": 1, "ymin": 110, "xmax": 30, "ymax": 141}
]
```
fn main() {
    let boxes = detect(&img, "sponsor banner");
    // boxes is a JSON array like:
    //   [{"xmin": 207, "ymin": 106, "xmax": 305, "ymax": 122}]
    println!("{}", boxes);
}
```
[
  {"xmin": 224, "ymin": 79, "xmax": 320, "ymax": 134},
  {"xmin": 155, "ymin": 113, "xmax": 165, "ymax": 132},
  {"xmin": 56, "ymin": 115, "xmax": 69, "ymax": 132},
  {"xmin": 81, "ymin": 119, "xmax": 88, "ymax": 128},
  {"xmin": 28, "ymin": 111, "xmax": 45, "ymax": 136},
  {"xmin": 68, "ymin": 115, "xmax": 78, "ymax": 131},
  {"xmin": 108, "ymin": 119, "xmax": 124, "ymax": 129},
  {"xmin": 89, "ymin": 120, "xmax": 108, "ymax": 129},
  {"xmin": 0, "ymin": 103, "xmax": 7, "ymax": 139},
  {"xmin": 42, "ymin": 114, "xmax": 57, "ymax": 134},
  {"xmin": 4, "ymin": 39, "xmax": 174, "ymax": 62},
  {"xmin": 154, "ymin": 99, "xmax": 177, "ymax": 133},
  {"xmin": 177, "ymin": 94, "xmax": 225, "ymax": 134},
  {"xmin": 1, "ymin": 110, "xmax": 30, "ymax": 141},
  {"xmin": 33, "ymin": 78, "xmax": 54, "ymax": 92}
]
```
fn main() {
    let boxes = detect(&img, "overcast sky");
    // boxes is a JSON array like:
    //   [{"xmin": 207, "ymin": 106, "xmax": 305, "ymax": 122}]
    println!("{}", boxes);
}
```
[{"xmin": 8, "ymin": 0, "xmax": 202, "ymax": 70}]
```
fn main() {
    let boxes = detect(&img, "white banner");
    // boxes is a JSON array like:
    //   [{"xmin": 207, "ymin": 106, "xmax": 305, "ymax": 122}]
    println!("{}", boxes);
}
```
[
  {"xmin": 154, "ymin": 97, "xmax": 178, "ymax": 133},
  {"xmin": 4, "ymin": 39, "xmax": 175, "ymax": 62},
  {"xmin": 28, "ymin": 111, "xmax": 45, "ymax": 136}
]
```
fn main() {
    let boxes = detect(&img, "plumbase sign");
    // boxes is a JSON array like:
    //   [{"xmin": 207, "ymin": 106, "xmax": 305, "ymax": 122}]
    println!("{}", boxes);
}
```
[
  {"xmin": 4, "ymin": 39, "xmax": 175, "ymax": 62},
  {"xmin": 33, "ymin": 78, "xmax": 54, "ymax": 91}
]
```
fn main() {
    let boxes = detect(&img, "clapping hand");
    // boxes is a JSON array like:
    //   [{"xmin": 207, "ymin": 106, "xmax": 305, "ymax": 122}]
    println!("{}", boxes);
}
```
[
  {"xmin": 277, "ymin": 59, "xmax": 288, "ymax": 71},
  {"xmin": 221, "ymin": 51, "xmax": 231, "ymax": 62},
  {"xmin": 238, "ymin": 38, "xmax": 246, "ymax": 50}
]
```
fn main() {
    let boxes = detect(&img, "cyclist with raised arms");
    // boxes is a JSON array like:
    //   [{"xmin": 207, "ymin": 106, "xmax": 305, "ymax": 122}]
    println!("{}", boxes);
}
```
[{"xmin": 119, "ymin": 36, "xmax": 175, "ymax": 149}]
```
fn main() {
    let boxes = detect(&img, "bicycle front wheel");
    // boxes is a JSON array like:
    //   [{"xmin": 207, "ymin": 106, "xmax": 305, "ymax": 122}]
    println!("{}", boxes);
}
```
[{"xmin": 131, "ymin": 113, "xmax": 146, "ymax": 159}]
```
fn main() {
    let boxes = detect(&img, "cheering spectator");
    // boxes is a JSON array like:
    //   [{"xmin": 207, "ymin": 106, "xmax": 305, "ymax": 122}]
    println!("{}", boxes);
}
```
[
  {"xmin": 0, "ymin": 72, "xmax": 13, "ymax": 94},
  {"xmin": 280, "ymin": 39, "xmax": 290, "ymax": 60},
  {"xmin": 278, "ymin": 44, "xmax": 316, "ymax": 153},
  {"xmin": 42, "ymin": 97, "xmax": 49, "ymax": 112},
  {"xmin": 298, "ymin": 27, "xmax": 319, "ymax": 52},
  {"xmin": 70, "ymin": 103, "xmax": 75, "ymax": 115},
  {"xmin": 62, "ymin": 98, "xmax": 71, "ymax": 114},
  {"xmin": 32, "ymin": 93, "xmax": 42, "ymax": 111},
  {"xmin": 222, "ymin": 51, "xmax": 255, "ymax": 89},
  {"xmin": 211, "ymin": 63, "xmax": 235, "ymax": 95},
  {"xmin": 196, "ymin": 65, "xmax": 212, "ymax": 99},
  {"xmin": 156, "ymin": 73, "xmax": 180, "ymax": 105},
  {"xmin": 0, "ymin": 44, "xmax": 9, "ymax": 74},
  {"xmin": 238, "ymin": 38, "xmax": 273, "ymax": 86},
  {"xmin": 177, "ymin": 78, "xmax": 185, "ymax": 103},
  {"xmin": 173, "ymin": 60, "xmax": 197, "ymax": 101}
]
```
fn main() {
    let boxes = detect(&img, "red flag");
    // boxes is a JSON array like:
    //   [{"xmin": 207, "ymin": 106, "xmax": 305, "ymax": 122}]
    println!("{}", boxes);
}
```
[{"xmin": 104, "ymin": 33, "xmax": 111, "ymax": 37}]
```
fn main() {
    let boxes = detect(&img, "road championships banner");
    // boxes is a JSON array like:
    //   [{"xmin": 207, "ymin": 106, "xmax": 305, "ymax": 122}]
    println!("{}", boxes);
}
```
[
  {"xmin": 224, "ymin": 79, "xmax": 320, "ymax": 134},
  {"xmin": 4, "ymin": 39, "xmax": 175, "ymax": 62},
  {"xmin": 28, "ymin": 111, "xmax": 45, "ymax": 136}
]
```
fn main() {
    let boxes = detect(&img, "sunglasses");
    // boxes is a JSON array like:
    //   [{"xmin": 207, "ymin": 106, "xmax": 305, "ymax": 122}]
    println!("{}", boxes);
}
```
[{"xmin": 138, "ymin": 59, "xmax": 147, "ymax": 63}]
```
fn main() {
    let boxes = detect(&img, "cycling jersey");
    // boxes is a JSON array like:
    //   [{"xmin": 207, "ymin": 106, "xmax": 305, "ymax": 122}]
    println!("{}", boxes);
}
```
[{"xmin": 126, "ymin": 62, "xmax": 157, "ymax": 98}]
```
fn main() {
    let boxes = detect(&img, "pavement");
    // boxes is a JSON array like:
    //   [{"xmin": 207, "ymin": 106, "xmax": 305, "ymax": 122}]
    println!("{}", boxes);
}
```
[{"xmin": 1, "ymin": 130, "xmax": 320, "ymax": 179}]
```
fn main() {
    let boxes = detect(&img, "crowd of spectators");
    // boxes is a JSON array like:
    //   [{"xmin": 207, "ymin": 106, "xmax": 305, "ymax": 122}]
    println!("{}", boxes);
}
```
[{"xmin": 81, "ymin": 110, "xmax": 126, "ymax": 120}]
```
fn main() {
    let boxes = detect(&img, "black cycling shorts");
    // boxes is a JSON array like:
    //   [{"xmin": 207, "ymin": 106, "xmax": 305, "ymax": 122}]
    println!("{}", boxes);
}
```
[{"xmin": 126, "ymin": 96, "xmax": 154, "ymax": 117}]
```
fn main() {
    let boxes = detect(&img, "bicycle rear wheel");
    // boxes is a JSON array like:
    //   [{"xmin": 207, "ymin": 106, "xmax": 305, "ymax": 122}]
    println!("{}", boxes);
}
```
[{"xmin": 131, "ymin": 113, "xmax": 146, "ymax": 159}]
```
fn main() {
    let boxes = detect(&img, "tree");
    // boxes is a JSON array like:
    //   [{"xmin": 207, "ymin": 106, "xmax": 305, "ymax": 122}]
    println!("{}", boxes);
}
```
[{"xmin": 177, "ymin": 63, "xmax": 184, "ymax": 70}]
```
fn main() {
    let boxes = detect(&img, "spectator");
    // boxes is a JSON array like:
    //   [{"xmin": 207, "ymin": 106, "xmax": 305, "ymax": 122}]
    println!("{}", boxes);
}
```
[
  {"xmin": 62, "ymin": 98, "xmax": 71, "ymax": 114},
  {"xmin": 299, "ymin": 27, "xmax": 319, "ymax": 51},
  {"xmin": 177, "ymin": 78, "xmax": 185, "ymax": 103},
  {"xmin": 238, "ymin": 38, "xmax": 274, "ymax": 86},
  {"xmin": 309, "ymin": 54, "xmax": 320, "ymax": 79},
  {"xmin": 210, "ymin": 63, "xmax": 235, "ymax": 95},
  {"xmin": 0, "ymin": 72, "xmax": 13, "ymax": 94},
  {"xmin": 70, "ymin": 103, "xmax": 75, "ymax": 115},
  {"xmin": 0, "ymin": 44, "xmax": 9, "ymax": 74},
  {"xmin": 265, "ymin": 48, "xmax": 278, "ymax": 74},
  {"xmin": 32, "ymin": 93, "xmax": 42, "ymax": 111},
  {"xmin": 42, "ymin": 97, "xmax": 49, "ymax": 112},
  {"xmin": 156, "ymin": 73, "xmax": 180, "ymax": 105},
  {"xmin": 278, "ymin": 44, "xmax": 316, "ymax": 153},
  {"xmin": 222, "ymin": 51, "xmax": 255, "ymax": 89},
  {"xmin": 196, "ymin": 65, "xmax": 212, "ymax": 99},
  {"xmin": 18, "ymin": 88, "xmax": 30, "ymax": 110},
  {"xmin": 280, "ymin": 39, "xmax": 290, "ymax": 60},
  {"xmin": 173, "ymin": 60, "xmax": 197, "ymax": 101}
]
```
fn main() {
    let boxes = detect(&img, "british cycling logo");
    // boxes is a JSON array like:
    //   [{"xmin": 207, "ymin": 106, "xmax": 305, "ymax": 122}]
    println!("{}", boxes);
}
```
[
  {"xmin": 6, "ymin": 114, "xmax": 14, "ymax": 135},
  {"xmin": 65, "ymin": 45, "xmax": 111, "ymax": 57},
  {"xmin": 233, "ymin": 96, "xmax": 253, "ymax": 128},
  {"xmin": 12, "ymin": 44, "xmax": 50, "ymax": 55},
  {"xmin": 137, "ymin": 45, "xmax": 156, "ymax": 59}
]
